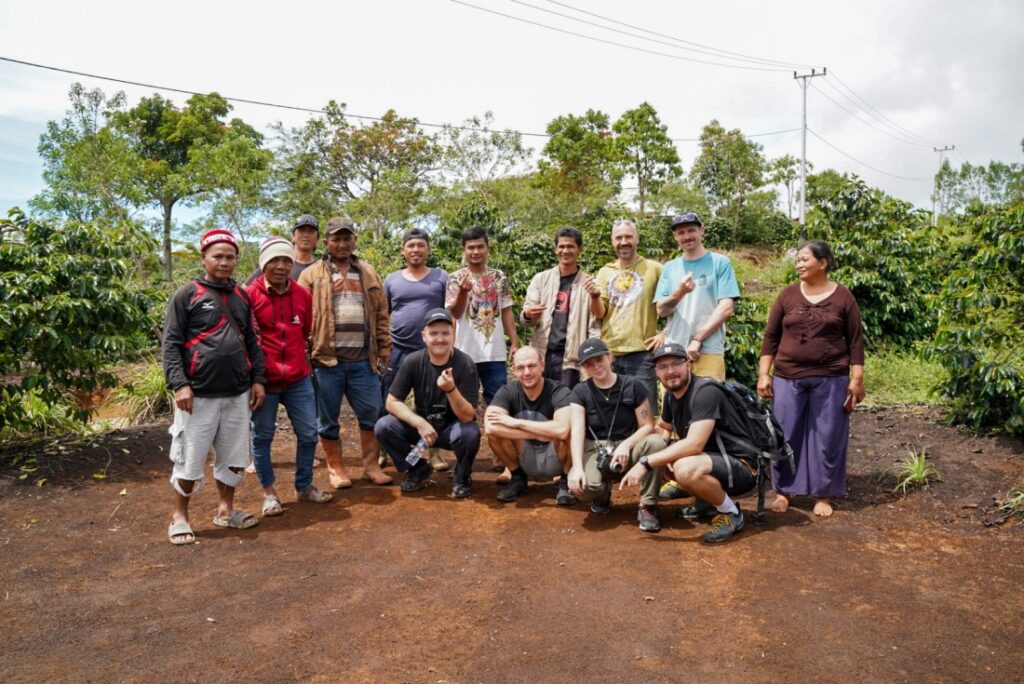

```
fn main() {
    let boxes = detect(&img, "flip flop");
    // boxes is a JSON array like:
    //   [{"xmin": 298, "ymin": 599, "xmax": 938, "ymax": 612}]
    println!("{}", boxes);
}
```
[
  {"xmin": 262, "ymin": 494, "xmax": 283, "ymax": 516},
  {"xmin": 168, "ymin": 520, "xmax": 195, "ymax": 545},
  {"xmin": 297, "ymin": 486, "xmax": 333, "ymax": 503},
  {"xmin": 212, "ymin": 510, "xmax": 259, "ymax": 529}
]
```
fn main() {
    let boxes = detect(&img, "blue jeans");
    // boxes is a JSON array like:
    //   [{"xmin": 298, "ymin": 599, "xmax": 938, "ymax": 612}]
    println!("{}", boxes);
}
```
[
  {"xmin": 612, "ymin": 351, "xmax": 659, "ymax": 409},
  {"xmin": 374, "ymin": 414, "xmax": 480, "ymax": 481},
  {"xmin": 314, "ymin": 360, "xmax": 383, "ymax": 438},
  {"xmin": 251, "ymin": 376, "xmax": 318, "ymax": 492},
  {"xmin": 476, "ymin": 361, "xmax": 507, "ymax": 406}
]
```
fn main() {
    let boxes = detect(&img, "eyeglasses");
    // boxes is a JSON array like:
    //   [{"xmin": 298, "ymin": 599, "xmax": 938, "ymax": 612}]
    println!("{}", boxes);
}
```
[
  {"xmin": 655, "ymin": 359, "xmax": 688, "ymax": 372},
  {"xmin": 671, "ymin": 212, "xmax": 702, "ymax": 227},
  {"xmin": 612, "ymin": 219, "xmax": 634, "ymax": 226}
]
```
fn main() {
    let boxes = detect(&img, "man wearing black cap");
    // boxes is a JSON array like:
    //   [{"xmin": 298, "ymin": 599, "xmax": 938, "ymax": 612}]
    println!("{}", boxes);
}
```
[
  {"xmin": 619, "ymin": 343, "xmax": 756, "ymax": 543},
  {"xmin": 299, "ymin": 216, "xmax": 393, "ymax": 488},
  {"xmin": 654, "ymin": 213, "xmax": 740, "ymax": 382},
  {"xmin": 245, "ymin": 214, "xmax": 321, "ymax": 285},
  {"xmin": 375, "ymin": 308, "xmax": 481, "ymax": 497}
]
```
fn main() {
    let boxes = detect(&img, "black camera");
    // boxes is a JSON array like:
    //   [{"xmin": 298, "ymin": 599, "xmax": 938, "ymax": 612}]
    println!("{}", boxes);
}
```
[{"xmin": 595, "ymin": 444, "xmax": 625, "ymax": 481}]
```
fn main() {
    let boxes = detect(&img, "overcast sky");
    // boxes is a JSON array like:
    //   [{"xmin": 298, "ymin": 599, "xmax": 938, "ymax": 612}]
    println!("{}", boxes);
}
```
[{"xmin": 1, "ymin": 0, "xmax": 1021, "ymax": 216}]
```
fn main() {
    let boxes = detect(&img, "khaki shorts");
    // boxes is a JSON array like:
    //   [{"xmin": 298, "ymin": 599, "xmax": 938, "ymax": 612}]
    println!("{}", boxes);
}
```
[
  {"xmin": 692, "ymin": 354, "xmax": 725, "ymax": 381},
  {"xmin": 168, "ymin": 392, "xmax": 250, "ymax": 495}
]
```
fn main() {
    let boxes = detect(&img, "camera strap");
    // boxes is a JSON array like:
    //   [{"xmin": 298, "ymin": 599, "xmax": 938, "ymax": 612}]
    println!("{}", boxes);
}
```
[{"xmin": 585, "ymin": 378, "xmax": 623, "ymax": 446}]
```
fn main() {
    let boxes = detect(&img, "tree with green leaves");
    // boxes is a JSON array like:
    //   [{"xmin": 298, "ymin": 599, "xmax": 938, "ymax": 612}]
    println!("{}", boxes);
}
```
[
  {"xmin": 769, "ymin": 154, "xmax": 810, "ymax": 220},
  {"xmin": 612, "ymin": 102, "xmax": 681, "ymax": 216},
  {"xmin": 273, "ymin": 102, "xmax": 440, "ymax": 240},
  {"xmin": 110, "ymin": 92, "xmax": 266, "ymax": 280},
  {"xmin": 690, "ymin": 120, "xmax": 768, "ymax": 217},
  {"xmin": 31, "ymin": 84, "xmax": 144, "ymax": 224},
  {"xmin": 0, "ymin": 208, "xmax": 158, "ymax": 432},
  {"xmin": 539, "ymin": 109, "xmax": 622, "ymax": 208}
]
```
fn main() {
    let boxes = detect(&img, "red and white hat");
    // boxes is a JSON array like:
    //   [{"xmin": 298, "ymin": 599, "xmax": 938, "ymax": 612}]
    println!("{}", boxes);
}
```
[{"xmin": 199, "ymin": 228, "xmax": 239, "ymax": 254}]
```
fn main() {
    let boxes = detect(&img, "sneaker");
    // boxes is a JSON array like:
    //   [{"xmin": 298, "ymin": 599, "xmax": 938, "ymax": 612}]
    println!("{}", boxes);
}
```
[
  {"xmin": 400, "ymin": 460, "xmax": 433, "ymax": 493},
  {"xmin": 637, "ymin": 504, "xmax": 661, "ymax": 533},
  {"xmin": 658, "ymin": 481, "xmax": 688, "ymax": 500},
  {"xmin": 496, "ymin": 475, "xmax": 528, "ymax": 502},
  {"xmin": 703, "ymin": 508, "xmax": 745, "ymax": 544},
  {"xmin": 590, "ymin": 488, "xmax": 612, "ymax": 515},
  {"xmin": 429, "ymin": 449, "xmax": 450, "ymax": 471},
  {"xmin": 555, "ymin": 475, "xmax": 578, "ymax": 506},
  {"xmin": 451, "ymin": 478, "xmax": 472, "ymax": 499},
  {"xmin": 675, "ymin": 498, "xmax": 717, "ymax": 520}
]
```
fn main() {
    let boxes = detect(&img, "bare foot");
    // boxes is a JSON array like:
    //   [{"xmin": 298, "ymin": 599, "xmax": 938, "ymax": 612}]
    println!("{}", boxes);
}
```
[
  {"xmin": 813, "ymin": 498, "xmax": 833, "ymax": 517},
  {"xmin": 769, "ymin": 493, "xmax": 789, "ymax": 513}
]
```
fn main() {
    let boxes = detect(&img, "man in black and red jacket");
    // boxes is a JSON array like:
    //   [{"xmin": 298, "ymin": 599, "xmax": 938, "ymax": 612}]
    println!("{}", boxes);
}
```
[{"xmin": 162, "ymin": 228, "xmax": 266, "ymax": 545}]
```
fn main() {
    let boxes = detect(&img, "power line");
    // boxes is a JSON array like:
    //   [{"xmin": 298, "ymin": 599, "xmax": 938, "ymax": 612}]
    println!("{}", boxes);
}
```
[
  {"xmin": 542, "ymin": 0, "xmax": 819, "ymax": 70},
  {"xmin": 827, "ymin": 71, "xmax": 937, "ymax": 145},
  {"xmin": 807, "ymin": 128, "xmax": 931, "ymax": 181},
  {"xmin": 810, "ymin": 82, "xmax": 933, "ymax": 148},
  {"xmin": 508, "ymin": 0, "xmax": 811, "ymax": 69},
  {"xmin": 0, "ymin": 54, "xmax": 555, "ymax": 137},
  {"xmin": 450, "ymin": 0, "xmax": 791, "ymax": 72},
  {"xmin": 0, "ymin": 54, "xmax": 801, "ymax": 144}
]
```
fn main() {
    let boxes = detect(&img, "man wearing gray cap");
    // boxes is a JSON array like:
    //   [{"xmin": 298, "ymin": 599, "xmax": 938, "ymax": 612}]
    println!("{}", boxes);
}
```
[
  {"xmin": 375, "ymin": 308, "xmax": 481, "ymax": 498},
  {"xmin": 299, "ymin": 216, "xmax": 393, "ymax": 489}
]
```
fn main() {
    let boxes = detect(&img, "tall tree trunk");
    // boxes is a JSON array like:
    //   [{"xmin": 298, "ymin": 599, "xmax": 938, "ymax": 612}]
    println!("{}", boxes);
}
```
[{"xmin": 162, "ymin": 202, "xmax": 173, "ymax": 282}]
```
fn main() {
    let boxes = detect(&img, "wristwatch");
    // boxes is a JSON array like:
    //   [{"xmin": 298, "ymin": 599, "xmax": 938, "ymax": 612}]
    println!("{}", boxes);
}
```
[{"xmin": 639, "ymin": 455, "xmax": 653, "ymax": 472}]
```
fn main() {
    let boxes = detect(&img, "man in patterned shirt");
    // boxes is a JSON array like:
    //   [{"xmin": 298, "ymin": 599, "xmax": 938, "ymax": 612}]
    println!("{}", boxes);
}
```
[
  {"xmin": 299, "ymin": 216, "xmax": 392, "ymax": 489},
  {"xmin": 445, "ymin": 225, "xmax": 520, "ymax": 406}
]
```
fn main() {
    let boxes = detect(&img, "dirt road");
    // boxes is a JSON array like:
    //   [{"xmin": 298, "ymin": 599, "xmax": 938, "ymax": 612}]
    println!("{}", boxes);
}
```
[{"xmin": 2, "ymin": 407, "xmax": 1022, "ymax": 682}]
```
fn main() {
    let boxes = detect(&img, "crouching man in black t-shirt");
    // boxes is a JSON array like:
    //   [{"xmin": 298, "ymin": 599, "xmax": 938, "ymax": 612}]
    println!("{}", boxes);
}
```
[
  {"xmin": 567, "ymin": 338, "xmax": 669, "ymax": 532},
  {"xmin": 374, "ymin": 308, "xmax": 481, "ymax": 498},
  {"xmin": 619, "ymin": 343, "xmax": 757, "ymax": 543},
  {"xmin": 485, "ymin": 347, "xmax": 576, "ymax": 505}
]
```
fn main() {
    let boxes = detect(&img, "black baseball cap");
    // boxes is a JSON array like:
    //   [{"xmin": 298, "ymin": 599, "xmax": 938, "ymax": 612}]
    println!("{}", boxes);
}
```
[
  {"xmin": 577, "ymin": 338, "xmax": 610, "ymax": 364},
  {"xmin": 403, "ymin": 227, "xmax": 430, "ymax": 244},
  {"xmin": 670, "ymin": 212, "xmax": 703, "ymax": 229},
  {"xmin": 652, "ymin": 342, "xmax": 689, "ymax": 361},
  {"xmin": 422, "ymin": 308, "xmax": 454, "ymax": 327},
  {"xmin": 293, "ymin": 214, "xmax": 319, "ymax": 232},
  {"xmin": 326, "ymin": 216, "xmax": 357, "ymax": 235}
]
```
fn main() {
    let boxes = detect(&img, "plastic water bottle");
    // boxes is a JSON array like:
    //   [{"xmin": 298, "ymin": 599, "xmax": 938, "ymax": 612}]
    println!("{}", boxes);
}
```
[{"xmin": 406, "ymin": 438, "xmax": 428, "ymax": 466}]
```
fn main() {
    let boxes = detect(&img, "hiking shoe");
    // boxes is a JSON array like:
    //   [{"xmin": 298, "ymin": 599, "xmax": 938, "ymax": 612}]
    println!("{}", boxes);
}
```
[
  {"xmin": 637, "ymin": 504, "xmax": 661, "ymax": 533},
  {"xmin": 676, "ymin": 498, "xmax": 717, "ymax": 520},
  {"xmin": 451, "ymin": 478, "xmax": 473, "ymax": 499},
  {"xmin": 590, "ymin": 488, "xmax": 612, "ymax": 514},
  {"xmin": 555, "ymin": 475, "xmax": 577, "ymax": 506},
  {"xmin": 400, "ymin": 460, "xmax": 433, "ymax": 493},
  {"xmin": 496, "ymin": 475, "xmax": 528, "ymax": 502},
  {"xmin": 429, "ymin": 449, "xmax": 450, "ymax": 471},
  {"xmin": 703, "ymin": 508, "xmax": 745, "ymax": 544},
  {"xmin": 658, "ymin": 481, "xmax": 688, "ymax": 500}
]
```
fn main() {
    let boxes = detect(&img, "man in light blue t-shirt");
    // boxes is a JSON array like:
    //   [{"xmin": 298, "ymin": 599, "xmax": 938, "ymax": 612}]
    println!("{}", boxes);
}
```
[{"xmin": 654, "ymin": 212, "xmax": 740, "ymax": 382}]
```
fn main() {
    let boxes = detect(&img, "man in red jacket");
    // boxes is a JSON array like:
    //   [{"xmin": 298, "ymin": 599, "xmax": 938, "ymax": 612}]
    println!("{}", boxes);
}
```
[{"xmin": 247, "ymin": 237, "xmax": 334, "ymax": 516}]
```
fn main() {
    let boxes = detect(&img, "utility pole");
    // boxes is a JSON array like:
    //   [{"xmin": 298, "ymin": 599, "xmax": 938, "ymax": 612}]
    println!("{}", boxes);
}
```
[
  {"xmin": 931, "ymin": 145, "xmax": 955, "ymax": 226},
  {"xmin": 794, "ymin": 68, "xmax": 826, "ymax": 238}
]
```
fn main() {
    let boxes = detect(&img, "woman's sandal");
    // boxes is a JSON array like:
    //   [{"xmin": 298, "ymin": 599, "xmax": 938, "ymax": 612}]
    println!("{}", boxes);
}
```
[
  {"xmin": 297, "ymin": 486, "xmax": 333, "ymax": 503},
  {"xmin": 262, "ymin": 494, "xmax": 284, "ymax": 517},
  {"xmin": 212, "ymin": 510, "xmax": 259, "ymax": 529}
]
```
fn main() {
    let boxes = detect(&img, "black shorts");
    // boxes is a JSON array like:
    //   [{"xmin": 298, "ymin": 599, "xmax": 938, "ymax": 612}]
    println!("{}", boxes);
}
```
[{"xmin": 708, "ymin": 453, "xmax": 757, "ymax": 497}]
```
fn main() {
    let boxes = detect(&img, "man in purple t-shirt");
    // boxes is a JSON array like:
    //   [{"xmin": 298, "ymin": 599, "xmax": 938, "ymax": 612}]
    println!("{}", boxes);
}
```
[{"xmin": 382, "ymin": 228, "xmax": 450, "ymax": 469}]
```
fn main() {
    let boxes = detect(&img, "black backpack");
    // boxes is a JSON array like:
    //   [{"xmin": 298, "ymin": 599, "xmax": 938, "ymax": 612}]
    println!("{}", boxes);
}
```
[{"xmin": 686, "ymin": 376, "xmax": 795, "ymax": 522}]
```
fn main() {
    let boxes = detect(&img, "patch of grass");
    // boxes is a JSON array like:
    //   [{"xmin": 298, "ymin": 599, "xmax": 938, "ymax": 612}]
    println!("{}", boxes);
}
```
[
  {"xmin": 115, "ymin": 361, "xmax": 172, "ymax": 424},
  {"xmin": 890, "ymin": 447, "xmax": 941, "ymax": 494},
  {"xmin": 863, "ymin": 348, "xmax": 945, "ymax": 407},
  {"xmin": 998, "ymin": 487, "xmax": 1024, "ymax": 521},
  {"xmin": 727, "ymin": 248, "xmax": 796, "ymax": 308}
]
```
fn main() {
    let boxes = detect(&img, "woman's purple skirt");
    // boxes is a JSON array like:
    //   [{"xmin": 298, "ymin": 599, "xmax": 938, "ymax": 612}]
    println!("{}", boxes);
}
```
[{"xmin": 770, "ymin": 375, "xmax": 850, "ymax": 498}]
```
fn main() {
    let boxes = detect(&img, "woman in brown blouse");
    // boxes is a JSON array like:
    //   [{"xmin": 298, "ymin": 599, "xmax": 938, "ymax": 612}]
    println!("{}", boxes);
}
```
[{"xmin": 757, "ymin": 240, "xmax": 865, "ymax": 517}]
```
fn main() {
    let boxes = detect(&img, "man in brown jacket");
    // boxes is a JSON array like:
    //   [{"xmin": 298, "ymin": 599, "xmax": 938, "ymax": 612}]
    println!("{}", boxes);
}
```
[{"xmin": 298, "ymin": 216, "xmax": 392, "ymax": 488}]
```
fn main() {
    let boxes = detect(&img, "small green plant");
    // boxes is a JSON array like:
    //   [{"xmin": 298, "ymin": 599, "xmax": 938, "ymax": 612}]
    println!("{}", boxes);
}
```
[
  {"xmin": 115, "ymin": 361, "xmax": 172, "ymax": 424},
  {"xmin": 890, "ymin": 447, "xmax": 941, "ymax": 494},
  {"xmin": 998, "ymin": 487, "xmax": 1024, "ymax": 521}
]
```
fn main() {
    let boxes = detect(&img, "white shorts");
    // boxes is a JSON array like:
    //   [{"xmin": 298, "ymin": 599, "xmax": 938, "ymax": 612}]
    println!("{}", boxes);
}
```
[
  {"xmin": 519, "ymin": 440, "xmax": 563, "ymax": 480},
  {"xmin": 169, "ymin": 392, "xmax": 250, "ymax": 494}
]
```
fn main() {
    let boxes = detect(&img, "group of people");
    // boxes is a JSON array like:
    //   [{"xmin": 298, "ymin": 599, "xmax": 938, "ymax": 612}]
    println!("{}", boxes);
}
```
[{"xmin": 162, "ymin": 211, "xmax": 865, "ymax": 546}]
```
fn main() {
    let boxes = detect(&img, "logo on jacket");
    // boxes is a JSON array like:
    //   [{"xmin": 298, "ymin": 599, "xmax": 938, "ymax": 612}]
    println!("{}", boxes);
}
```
[
  {"xmin": 291, "ymin": 315, "xmax": 301, "ymax": 325},
  {"xmin": 201, "ymin": 301, "xmax": 216, "ymax": 311}
]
